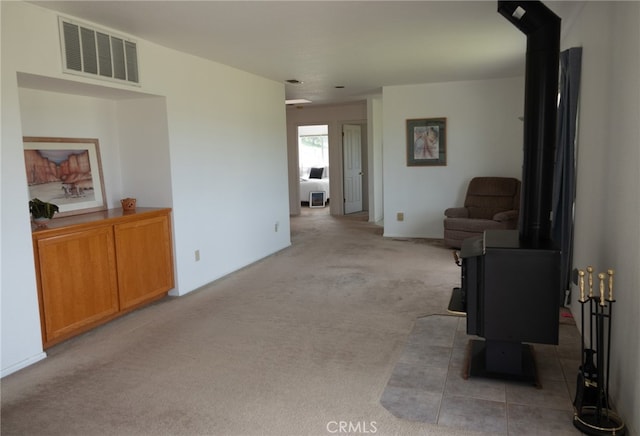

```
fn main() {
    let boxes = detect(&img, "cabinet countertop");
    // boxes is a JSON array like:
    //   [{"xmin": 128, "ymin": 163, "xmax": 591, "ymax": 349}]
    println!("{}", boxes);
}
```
[{"xmin": 32, "ymin": 207, "xmax": 172, "ymax": 237}]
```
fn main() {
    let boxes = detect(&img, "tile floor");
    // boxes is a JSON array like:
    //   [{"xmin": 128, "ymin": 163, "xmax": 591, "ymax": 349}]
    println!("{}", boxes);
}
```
[{"xmin": 381, "ymin": 315, "xmax": 584, "ymax": 435}]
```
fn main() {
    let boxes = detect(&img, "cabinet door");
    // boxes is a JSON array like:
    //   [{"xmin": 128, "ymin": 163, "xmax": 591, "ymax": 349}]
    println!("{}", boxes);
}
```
[
  {"xmin": 37, "ymin": 226, "xmax": 119, "ymax": 343},
  {"xmin": 114, "ymin": 214, "xmax": 174, "ymax": 310}
]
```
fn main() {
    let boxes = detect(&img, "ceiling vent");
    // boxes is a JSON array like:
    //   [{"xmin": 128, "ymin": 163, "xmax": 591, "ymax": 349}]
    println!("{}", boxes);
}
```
[{"xmin": 59, "ymin": 17, "xmax": 139, "ymax": 85}]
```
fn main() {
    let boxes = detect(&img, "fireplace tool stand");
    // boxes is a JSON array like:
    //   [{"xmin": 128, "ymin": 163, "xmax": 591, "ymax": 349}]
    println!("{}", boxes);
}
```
[{"xmin": 573, "ymin": 267, "xmax": 625, "ymax": 435}]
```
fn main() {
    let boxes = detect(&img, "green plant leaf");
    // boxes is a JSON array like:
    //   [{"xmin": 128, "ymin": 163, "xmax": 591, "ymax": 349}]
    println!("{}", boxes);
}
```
[{"xmin": 29, "ymin": 198, "xmax": 59, "ymax": 219}]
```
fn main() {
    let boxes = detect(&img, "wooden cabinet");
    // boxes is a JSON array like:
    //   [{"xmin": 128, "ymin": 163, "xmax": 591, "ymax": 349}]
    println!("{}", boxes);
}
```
[
  {"xmin": 36, "ymin": 225, "xmax": 120, "ymax": 343},
  {"xmin": 32, "ymin": 208, "xmax": 174, "ymax": 348},
  {"xmin": 115, "ymin": 215, "xmax": 173, "ymax": 310}
]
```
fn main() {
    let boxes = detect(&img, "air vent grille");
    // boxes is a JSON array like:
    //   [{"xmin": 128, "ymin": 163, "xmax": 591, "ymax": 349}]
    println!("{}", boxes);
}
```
[
  {"xmin": 59, "ymin": 17, "xmax": 139, "ymax": 85},
  {"xmin": 96, "ymin": 32, "xmax": 112, "ymax": 77}
]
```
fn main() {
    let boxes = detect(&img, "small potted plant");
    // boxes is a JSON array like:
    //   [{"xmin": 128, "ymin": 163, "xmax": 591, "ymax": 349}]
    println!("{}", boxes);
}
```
[{"xmin": 29, "ymin": 198, "xmax": 59, "ymax": 226}]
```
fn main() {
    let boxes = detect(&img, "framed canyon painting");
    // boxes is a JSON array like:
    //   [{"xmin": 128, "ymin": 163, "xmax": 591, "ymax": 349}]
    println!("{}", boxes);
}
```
[{"xmin": 23, "ymin": 137, "xmax": 107, "ymax": 217}]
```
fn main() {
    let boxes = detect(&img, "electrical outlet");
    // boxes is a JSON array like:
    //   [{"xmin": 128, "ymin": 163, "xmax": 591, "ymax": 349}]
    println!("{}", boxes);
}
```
[
  {"xmin": 397, "ymin": 212, "xmax": 404, "ymax": 222},
  {"xmin": 195, "ymin": 249, "xmax": 200, "ymax": 262}
]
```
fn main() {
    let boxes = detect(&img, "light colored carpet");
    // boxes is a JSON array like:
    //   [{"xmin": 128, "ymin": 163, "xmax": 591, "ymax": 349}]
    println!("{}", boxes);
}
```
[{"xmin": 1, "ymin": 208, "xmax": 487, "ymax": 436}]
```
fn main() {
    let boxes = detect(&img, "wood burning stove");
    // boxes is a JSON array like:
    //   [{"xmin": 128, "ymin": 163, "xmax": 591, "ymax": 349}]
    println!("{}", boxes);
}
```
[
  {"xmin": 460, "ymin": 231, "xmax": 561, "ymax": 381},
  {"xmin": 452, "ymin": 1, "xmax": 564, "ymax": 382}
]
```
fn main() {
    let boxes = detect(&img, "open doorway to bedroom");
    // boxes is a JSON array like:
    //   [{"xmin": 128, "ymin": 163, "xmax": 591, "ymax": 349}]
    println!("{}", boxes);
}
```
[{"xmin": 298, "ymin": 124, "xmax": 330, "ymax": 209}]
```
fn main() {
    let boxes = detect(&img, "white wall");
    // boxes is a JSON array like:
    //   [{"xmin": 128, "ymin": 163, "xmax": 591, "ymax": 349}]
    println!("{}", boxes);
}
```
[
  {"xmin": 160, "ymin": 50, "xmax": 290, "ymax": 294},
  {"xmin": 116, "ymin": 97, "xmax": 173, "ymax": 208},
  {"xmin": 382, "ymin": 77, "xmax": 524, "ymax": 238},
  {"xmin": 367, "ymin": 97, "xmax": 384, "ymax": 224},
  {"xmin": 1, "ymin": 1, "xmax": 290, "ymax": 376},
  {"xmin": 562, "ymin": 2, "xmax": 640, "ymax": 434}
]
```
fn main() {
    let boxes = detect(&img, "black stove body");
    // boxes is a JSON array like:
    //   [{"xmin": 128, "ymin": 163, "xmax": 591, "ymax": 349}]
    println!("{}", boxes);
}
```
[{"xmin": 461, "ymin": 231, "xmax": 560, "ymax": 378}]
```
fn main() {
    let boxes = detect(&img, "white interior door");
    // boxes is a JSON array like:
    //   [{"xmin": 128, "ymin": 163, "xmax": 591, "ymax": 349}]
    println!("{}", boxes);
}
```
[{"xmin": 343, "ymin": 124, "xmax": 363, "ymax": 214}]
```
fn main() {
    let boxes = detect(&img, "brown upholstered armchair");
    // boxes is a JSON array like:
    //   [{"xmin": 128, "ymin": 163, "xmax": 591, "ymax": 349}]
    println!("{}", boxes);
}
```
[{"xmin": 443, "ymin": 177, "xmax": 521, "ymax": 248}]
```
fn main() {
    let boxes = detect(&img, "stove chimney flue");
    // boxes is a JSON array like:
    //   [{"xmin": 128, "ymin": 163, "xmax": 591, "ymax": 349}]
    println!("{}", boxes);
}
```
[{"xmin": 498, "ymin": 1, "xmax": 560, "ymax": 245}]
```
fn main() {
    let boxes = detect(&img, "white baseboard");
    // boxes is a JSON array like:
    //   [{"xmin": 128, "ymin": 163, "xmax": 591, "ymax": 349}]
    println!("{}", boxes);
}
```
[{"xmin": 1, "ymin": 352, "xmax": 47, "ymax": 378}]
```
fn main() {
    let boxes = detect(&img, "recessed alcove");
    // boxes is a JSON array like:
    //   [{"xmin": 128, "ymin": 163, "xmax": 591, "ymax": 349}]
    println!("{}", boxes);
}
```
[{"xmin": 17, "ymin": 72, "xmax": 173, "ymax": 210}]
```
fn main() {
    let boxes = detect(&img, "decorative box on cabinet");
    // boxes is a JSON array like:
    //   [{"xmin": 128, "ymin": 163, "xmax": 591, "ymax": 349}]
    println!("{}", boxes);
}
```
[{"xmin": 32, "ymin": 208, "xmax": 174, "ymax": 348}]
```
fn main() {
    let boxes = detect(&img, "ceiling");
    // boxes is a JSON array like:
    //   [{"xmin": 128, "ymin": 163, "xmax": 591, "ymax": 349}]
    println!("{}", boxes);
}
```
[{"xmin": 29, "ymin": 1, "xmax": 584, "ymax": 106}]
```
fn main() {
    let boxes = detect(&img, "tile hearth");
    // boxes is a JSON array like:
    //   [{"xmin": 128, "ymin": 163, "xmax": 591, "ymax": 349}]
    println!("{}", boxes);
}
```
[{"xmin": 381, "ymin": 315, "xmax": 582, "ymax": 435}]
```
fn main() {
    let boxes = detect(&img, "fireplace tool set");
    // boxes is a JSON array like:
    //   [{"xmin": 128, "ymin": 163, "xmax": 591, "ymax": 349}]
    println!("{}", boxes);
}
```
[{"xmin": 573, "ymin": 266, "xmax": 625, "ymax": 435}]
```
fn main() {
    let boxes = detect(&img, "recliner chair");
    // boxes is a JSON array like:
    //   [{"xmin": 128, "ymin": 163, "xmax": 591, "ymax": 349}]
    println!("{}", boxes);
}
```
[{"xmin": 443, "ymin": 177, "xmax": 521, "ymax": 248}]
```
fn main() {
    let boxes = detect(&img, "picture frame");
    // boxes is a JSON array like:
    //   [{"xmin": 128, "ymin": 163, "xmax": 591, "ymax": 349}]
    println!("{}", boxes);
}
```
[
  {"xmin": 309, "ymin": 191, "xmax": 326, "ymax": 208},
  {"xmin": 406, "ymin": 118, "xmax": 447, "ymax": 166},
  {"xmin": 23, "ymin": 137, "xmax": 107, "ymax": 217}
]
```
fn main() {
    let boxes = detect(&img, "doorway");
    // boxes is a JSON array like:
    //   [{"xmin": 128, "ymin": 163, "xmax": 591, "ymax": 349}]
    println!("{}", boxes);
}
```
[{"xmin": 298, "ymin": 125, "xmax": 330, "ymax": 209}]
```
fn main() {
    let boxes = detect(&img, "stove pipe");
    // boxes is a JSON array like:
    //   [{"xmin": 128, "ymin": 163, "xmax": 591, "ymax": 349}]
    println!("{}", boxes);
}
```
[{"xmin": 498, "ymin": 1, "xmax": 560, "ymax": 246}]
